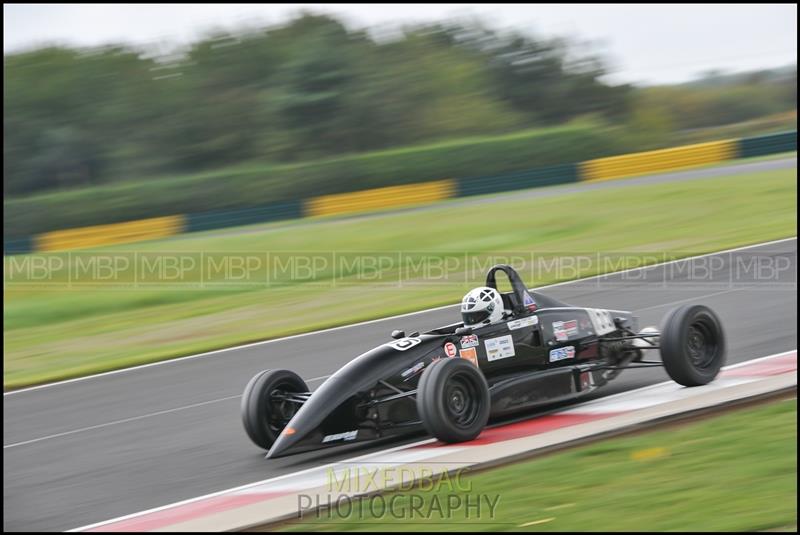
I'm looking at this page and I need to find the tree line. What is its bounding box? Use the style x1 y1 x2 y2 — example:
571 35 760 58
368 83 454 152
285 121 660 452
4 12 796 197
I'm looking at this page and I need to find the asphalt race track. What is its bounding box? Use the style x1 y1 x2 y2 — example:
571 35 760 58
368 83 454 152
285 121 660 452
3 235 797 530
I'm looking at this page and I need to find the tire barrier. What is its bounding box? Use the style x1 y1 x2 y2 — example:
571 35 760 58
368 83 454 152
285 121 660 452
580 140 737 182
305 179 456 218
35 215 185 252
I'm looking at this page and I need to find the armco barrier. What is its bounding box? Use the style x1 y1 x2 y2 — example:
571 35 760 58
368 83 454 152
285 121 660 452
3 131 796 254
580 139 737 182
305 179 456 217
35 215 185 252
458 163 578 197
738 131 797 158
185 200 303 233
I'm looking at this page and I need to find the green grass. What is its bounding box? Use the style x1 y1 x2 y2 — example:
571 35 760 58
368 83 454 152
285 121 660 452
3 166 797 388
676 110 797 145
690 150 796 167
280 398 798 532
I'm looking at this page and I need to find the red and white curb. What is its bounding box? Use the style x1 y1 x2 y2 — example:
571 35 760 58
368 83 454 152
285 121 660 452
71 349 797 532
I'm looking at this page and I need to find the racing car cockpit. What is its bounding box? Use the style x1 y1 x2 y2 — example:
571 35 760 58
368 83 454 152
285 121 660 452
426 264 574 336
484 264 572 319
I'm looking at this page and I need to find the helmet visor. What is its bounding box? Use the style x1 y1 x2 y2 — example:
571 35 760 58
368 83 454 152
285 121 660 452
462 309 491 326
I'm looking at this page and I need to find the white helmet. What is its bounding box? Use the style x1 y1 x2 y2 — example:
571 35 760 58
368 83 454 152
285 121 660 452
461 287 504 328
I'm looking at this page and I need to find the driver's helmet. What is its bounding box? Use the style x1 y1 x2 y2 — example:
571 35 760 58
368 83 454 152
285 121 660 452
461 287 504 328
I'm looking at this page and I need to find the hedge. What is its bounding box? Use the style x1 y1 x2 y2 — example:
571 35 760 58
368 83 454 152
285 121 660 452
4 124 637 238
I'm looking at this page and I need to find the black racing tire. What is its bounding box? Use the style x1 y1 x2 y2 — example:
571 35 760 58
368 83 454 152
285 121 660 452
660 304 726 386
416 357 490 443
241 369 308 450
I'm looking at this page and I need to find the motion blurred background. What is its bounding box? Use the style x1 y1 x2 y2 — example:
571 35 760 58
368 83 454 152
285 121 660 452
4 4 796 223
3 4 797 388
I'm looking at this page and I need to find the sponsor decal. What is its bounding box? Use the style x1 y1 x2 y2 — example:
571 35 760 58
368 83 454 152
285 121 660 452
549 346 576 362
561 319 579 333
459 347 479 367
484 335 515 362
580 371 596 390
444 342 458 358
552 319 579 341
507 315 539 330
387 337 422 351
460 334 479 348
400 361 425 380
523 291 537 311
322 430 359 443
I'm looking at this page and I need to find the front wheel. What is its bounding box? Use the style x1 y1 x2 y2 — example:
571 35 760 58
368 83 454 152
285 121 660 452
660 304 726 386
241 369 308 450
416 357 490 443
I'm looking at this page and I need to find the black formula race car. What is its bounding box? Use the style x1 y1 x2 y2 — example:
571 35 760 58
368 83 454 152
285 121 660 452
242 264 726 458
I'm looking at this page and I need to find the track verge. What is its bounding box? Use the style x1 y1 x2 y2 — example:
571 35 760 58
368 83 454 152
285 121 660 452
70 349 797 532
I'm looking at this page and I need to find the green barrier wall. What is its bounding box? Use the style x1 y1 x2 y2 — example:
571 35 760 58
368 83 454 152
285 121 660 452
457 164 578 197
185 201 303 233
737 131 797 158
3 237 33 255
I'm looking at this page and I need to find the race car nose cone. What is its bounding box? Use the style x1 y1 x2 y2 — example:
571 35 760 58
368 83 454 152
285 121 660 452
265 430 298 459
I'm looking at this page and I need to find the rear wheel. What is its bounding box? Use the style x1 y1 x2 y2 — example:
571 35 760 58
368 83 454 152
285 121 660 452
416 358 490 443
241 369 308 450
660 305 726 386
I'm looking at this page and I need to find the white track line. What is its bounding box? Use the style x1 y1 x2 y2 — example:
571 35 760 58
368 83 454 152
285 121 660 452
2 395 243 449
3 375 331 449
3 284 758 449
633 287 749 313
69 348 796 532
6 236 795 396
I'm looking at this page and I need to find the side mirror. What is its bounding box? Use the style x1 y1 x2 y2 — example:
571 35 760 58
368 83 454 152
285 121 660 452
455 326 472 336
391 330 405 339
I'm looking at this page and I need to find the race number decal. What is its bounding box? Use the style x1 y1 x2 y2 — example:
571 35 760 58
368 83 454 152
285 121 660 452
484 335 515 362
387 337 422 351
